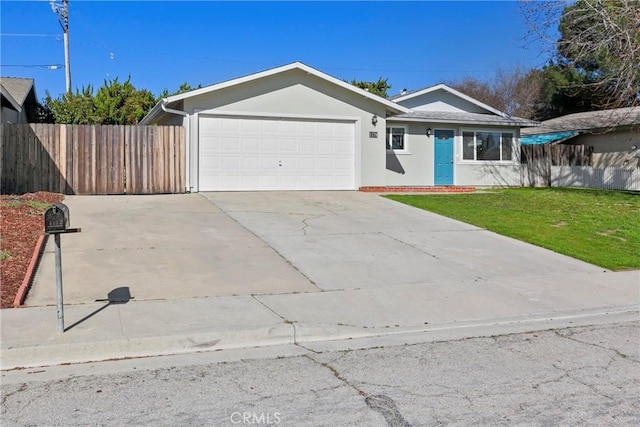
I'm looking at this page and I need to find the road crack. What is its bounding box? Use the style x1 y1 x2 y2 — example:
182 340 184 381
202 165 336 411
554 330 639 362
304 354 413 427
365 394 413 427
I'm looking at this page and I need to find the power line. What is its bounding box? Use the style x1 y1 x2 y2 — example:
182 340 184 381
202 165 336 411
0 64 64 69
0 33 61 37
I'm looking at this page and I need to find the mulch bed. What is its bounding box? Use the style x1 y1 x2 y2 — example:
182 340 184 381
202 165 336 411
1 192 64 308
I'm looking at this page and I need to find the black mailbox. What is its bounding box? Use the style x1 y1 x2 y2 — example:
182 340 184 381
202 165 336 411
44 203 70 234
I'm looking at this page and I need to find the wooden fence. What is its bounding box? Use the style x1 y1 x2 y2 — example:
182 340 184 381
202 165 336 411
520 144 639 191
1 124 185 195
520 145 593 187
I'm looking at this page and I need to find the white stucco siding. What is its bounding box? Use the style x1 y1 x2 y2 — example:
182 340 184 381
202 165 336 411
182 69 388 188
456 164 523 186
385 122 434 186
396 90 489 114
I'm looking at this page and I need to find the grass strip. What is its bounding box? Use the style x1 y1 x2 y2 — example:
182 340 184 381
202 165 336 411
386 188 640 271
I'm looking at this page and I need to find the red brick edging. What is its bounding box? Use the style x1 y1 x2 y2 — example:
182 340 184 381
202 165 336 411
12 234 47 308
359 186 476 193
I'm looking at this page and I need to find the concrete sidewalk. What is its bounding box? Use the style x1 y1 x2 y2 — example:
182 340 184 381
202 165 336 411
2 270 638 370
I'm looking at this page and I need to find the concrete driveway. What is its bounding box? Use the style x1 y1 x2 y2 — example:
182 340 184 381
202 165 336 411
28 190 618 310
200 191 606 291
26 194 319 305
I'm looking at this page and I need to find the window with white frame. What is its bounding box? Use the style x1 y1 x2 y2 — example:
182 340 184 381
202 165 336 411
386 126 407 151
462 131 513 161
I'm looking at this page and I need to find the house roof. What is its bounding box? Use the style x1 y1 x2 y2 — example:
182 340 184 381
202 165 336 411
141 62 409 124
521 107 640 136
387 110 538 127
389 83 507 117
0 77 36 110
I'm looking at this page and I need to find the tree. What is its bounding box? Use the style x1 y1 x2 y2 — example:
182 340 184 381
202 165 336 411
349 78 391 98
157 82 203 101
521 0 640 109
44 85 99 124
93 77 156 124
44 77 157 124
448 67 545 119
535 63 600 119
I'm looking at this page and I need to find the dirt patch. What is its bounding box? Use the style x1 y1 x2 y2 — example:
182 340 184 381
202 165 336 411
596 229 627 242
1 192 64 308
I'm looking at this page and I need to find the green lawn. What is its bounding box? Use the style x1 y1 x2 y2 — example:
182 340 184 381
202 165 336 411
386 188 640 271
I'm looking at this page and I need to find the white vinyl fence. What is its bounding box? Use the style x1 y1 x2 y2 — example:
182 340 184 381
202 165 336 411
551 166 640 191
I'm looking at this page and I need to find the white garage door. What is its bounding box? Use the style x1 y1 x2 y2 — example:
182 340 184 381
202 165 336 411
198 116 356 191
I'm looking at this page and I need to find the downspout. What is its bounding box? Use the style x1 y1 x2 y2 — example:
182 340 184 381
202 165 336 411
160 101 193 192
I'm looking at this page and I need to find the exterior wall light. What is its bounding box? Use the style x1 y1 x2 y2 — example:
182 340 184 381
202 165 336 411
426 127 432 137
372 115 378 126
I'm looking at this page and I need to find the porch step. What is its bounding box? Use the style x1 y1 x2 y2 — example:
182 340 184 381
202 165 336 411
359 186 476 193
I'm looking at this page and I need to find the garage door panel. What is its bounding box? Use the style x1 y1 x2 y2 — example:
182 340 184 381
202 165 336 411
241 137 260 151
222 137 241 151
298 140 317 152
260 157 279 170
241 175 261 189
298 157 315 169
261 138 278 151
199 116 355 191
279 139 298 152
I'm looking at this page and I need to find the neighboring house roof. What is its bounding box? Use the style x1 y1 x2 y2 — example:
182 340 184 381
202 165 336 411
387 110 537 127
0 77 36 111
141 62 409 125
521 107 640 136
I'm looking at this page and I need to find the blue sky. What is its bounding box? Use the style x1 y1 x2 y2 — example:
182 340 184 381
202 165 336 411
1 1 555 100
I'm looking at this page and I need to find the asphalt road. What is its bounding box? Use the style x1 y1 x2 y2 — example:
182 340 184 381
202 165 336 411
2 321 638 427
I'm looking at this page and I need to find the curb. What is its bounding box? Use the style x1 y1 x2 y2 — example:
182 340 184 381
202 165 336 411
2 306 636 371
12 234 48 308
1 323 295 371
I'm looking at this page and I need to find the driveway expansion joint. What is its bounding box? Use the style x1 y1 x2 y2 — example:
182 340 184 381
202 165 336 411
381 232 440 259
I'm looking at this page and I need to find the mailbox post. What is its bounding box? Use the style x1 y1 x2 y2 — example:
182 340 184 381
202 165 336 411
43 203 80 333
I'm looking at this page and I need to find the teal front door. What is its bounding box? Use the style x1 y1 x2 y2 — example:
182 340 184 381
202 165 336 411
434 129 454 185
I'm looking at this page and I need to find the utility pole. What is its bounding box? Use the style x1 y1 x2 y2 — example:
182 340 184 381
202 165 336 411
50 0 71 93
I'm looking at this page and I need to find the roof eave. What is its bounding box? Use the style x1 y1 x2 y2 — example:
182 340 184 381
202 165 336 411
387 116 537 127
139 99 167 125
0 86 22 112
